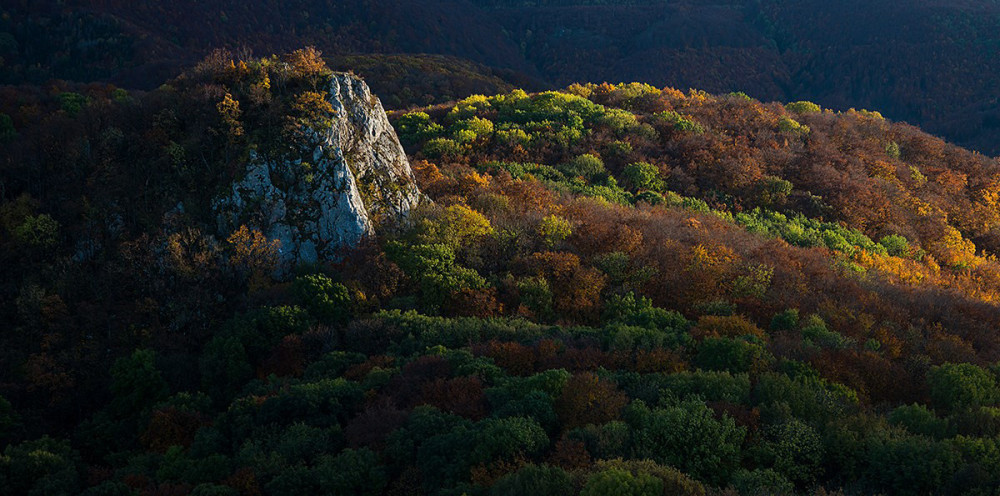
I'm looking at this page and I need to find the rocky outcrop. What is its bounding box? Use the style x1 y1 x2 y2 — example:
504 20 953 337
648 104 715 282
214 73 421 268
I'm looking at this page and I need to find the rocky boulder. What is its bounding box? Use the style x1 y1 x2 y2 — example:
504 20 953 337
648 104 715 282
213 73 421 268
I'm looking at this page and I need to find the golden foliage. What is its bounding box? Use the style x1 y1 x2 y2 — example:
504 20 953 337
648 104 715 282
216 92 243 139
284 46 328 78
227 225 281 290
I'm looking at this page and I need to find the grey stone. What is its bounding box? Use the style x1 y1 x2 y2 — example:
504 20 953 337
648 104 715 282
213 73 421 271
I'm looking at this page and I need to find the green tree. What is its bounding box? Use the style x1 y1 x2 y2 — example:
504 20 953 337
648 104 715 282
928 362 999 411
865 436 961 496
13 214 59 249
58 92 88 117
559 154 606 181
753 373 859 423
386 242 489 313
581 468 663 496
393 112 444 146
879 234 910 257
754 419 824 486
886 141 901 159
769 309 799 331
490 464 574 496
593 459 705 496
622 162 664 192
778 117 809 135
199 336 253 404
190 484 238 496
538 214 572 248
0 112 15 142
0 437 81 496
110 349 168 416
653 111 704 133
0 395 19 442
658 370 752 404
294 274 353 324
753 176 792 207
81 481 138 496
313 448 386 496
730 468 794 496
888 404 948 438
785 101 821 113
423 137 464 159
567 421 630 460
628 400 745 485
517 276 555 320
695 337 772 374
473 416 549 464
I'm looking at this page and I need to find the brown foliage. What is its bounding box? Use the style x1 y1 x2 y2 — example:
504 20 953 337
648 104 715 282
633 349 688 374
344 399 409 448
443 287 504 318
691 315 767 341
141 407 210 453
481 340 537 376
549 438 592 470
284 47 328 79
555 372 628 430
420 376 488 419
224 468 262 496
258 334 306 378
518 251 606 321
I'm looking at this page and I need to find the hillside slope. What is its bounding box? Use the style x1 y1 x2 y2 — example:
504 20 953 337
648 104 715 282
5 52 1000 495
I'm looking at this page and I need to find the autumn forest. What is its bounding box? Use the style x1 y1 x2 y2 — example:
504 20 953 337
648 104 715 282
6 2 1000 496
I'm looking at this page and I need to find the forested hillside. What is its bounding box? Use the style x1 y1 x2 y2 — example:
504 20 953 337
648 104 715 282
6 0 1000 155
5 50 1000 495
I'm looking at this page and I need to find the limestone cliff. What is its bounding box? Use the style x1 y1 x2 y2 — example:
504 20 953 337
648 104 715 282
213 73 421 268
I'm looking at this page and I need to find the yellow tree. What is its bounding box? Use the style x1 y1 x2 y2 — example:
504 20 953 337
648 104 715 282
227 225 281 290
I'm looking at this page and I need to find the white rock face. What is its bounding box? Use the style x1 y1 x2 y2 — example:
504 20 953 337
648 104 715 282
214 73 421 268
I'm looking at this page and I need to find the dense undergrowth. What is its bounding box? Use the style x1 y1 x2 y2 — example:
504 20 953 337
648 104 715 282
5 52 1000 495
